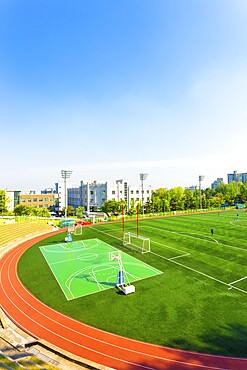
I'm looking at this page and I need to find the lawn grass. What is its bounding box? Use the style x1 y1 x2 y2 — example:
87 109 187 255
18 210 247 358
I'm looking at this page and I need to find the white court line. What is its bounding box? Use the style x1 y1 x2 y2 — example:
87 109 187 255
229 275 247 285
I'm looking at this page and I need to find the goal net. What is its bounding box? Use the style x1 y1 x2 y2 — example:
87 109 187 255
68 225 82 235
123 232 150 254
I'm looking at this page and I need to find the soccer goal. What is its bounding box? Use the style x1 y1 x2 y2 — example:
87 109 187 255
74 225 82 235
68 225 82 235
68 225 75 233
123 232 150 254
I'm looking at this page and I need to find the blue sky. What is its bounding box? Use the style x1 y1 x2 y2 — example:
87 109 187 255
1 0 247 191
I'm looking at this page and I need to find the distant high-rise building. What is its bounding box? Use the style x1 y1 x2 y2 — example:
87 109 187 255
211 178 223 189
227 171 247 184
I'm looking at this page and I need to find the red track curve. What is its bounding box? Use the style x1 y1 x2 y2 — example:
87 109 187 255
0 232 246 370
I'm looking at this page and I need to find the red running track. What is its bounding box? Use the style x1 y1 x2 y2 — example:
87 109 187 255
0 232 246 370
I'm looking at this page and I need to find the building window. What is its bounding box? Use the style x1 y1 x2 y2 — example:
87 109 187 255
33 198 37 202
21 199 25 203
39 198 43 202
112 190 115 194
28 199 31 202
44 198 48 202
136 190 139 194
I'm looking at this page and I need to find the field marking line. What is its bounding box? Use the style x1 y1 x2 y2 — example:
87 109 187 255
90 226 123 241
150 250 247 294
143 224 247 253
169 253 190 260
151 239 190 259
229 275 247 285
180 232 219 244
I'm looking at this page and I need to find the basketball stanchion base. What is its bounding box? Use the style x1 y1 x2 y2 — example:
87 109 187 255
122 285 135 295
109 250 136 295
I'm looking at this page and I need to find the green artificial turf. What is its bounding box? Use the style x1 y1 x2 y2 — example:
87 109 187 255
18 210 247 357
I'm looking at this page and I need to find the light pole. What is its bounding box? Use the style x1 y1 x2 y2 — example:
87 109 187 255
139 173 148 216
61 170 73 219
199 175 205 210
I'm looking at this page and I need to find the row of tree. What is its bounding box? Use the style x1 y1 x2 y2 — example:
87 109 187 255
101 181 247 216
0 181 246 217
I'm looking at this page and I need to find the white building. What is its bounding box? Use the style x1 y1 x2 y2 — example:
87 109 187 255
55 182 74 213
67 179 152 212
5 190 21 211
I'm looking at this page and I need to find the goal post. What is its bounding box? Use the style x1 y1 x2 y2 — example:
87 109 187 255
123 232 150 254
74 225 82 235
68 225 82 235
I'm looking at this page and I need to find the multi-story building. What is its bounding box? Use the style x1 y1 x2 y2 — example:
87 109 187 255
128 184 152 210
19 193 58 211
68 179 152 212
211 178 223 189
227 171 247 184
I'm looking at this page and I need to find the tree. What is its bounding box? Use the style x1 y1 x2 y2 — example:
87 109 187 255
76 206 85 218
184 188 197 210
101 200 124 217
14 204 32 216
169 187 184 211
61 206 75 217
39 208 51 217
0 190 8 214
152 188 171 212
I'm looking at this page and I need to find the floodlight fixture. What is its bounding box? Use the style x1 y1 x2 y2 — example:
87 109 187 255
61 170 73 219
139 173 148 216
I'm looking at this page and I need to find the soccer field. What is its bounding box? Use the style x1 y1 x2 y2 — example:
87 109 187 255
19 209 247 357
93 211 247 293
